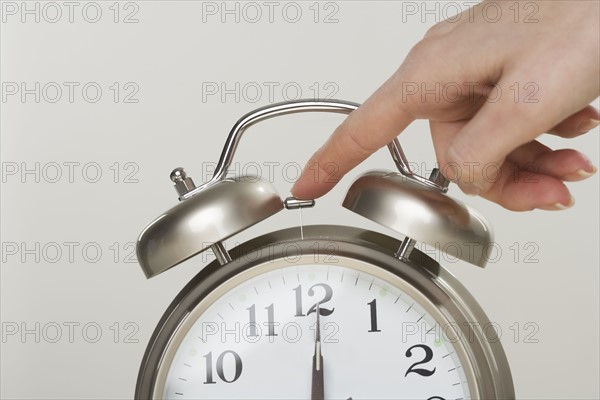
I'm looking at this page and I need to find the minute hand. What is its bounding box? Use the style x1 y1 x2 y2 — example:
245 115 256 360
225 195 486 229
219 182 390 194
311 304 324 400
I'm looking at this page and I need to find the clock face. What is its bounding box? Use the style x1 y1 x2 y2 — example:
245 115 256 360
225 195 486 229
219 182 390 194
154 255 475 400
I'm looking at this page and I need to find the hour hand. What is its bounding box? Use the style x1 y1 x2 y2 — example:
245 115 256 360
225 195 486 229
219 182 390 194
311 304 324 400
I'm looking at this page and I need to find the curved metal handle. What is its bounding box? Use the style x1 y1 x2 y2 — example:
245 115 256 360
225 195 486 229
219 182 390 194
213 100 361 183
181 99 447 200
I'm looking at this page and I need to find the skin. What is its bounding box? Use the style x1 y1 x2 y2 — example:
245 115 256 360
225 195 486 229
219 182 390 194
291 1 599 211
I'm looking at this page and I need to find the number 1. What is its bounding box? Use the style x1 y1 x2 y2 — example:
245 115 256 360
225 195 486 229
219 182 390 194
367 299 381 332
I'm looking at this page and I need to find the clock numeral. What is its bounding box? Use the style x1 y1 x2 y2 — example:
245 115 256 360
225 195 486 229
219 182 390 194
405 344 436 377
246 303 277 337
203 350 243 384
293 283 335 317
427 397 446 400
367 299 381 332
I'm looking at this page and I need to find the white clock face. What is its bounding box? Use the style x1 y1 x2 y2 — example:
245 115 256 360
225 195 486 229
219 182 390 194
157 257 474 400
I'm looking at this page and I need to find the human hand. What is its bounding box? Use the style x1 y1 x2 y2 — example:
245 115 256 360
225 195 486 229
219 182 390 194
291 0 599 211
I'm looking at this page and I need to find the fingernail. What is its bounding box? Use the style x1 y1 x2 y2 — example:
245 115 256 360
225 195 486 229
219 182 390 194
539 195 575 211
575 166 597 179
562 165 597 181
579 119 600 133
464 187 481 196
458 183 481 196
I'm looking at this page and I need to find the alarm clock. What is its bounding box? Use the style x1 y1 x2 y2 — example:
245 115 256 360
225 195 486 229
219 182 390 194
134 100 514 399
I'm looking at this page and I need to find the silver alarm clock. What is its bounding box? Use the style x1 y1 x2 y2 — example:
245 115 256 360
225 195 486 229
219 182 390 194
134 100 514 399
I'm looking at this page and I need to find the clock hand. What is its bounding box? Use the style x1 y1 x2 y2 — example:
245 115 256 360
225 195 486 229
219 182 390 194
311 304 324 400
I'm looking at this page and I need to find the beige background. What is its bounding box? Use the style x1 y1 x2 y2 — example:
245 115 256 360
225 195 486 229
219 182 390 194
1 1 598 398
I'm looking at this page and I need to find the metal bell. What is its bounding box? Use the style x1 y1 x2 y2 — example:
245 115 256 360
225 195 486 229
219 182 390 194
136 175 283 278
342 170 493 267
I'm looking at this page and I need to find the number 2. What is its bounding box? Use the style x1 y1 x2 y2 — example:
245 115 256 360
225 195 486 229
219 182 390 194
405 344 436 377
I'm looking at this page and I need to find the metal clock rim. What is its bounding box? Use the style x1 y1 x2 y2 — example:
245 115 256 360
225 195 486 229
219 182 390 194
135 225 514 399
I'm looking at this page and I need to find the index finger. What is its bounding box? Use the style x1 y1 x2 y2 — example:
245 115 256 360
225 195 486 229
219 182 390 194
291 79 415 199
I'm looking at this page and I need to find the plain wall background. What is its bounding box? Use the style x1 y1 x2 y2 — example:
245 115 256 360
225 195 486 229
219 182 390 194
1 1 598 398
